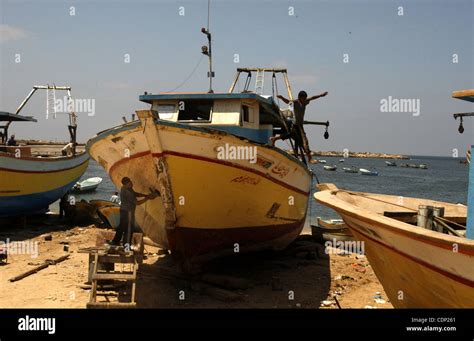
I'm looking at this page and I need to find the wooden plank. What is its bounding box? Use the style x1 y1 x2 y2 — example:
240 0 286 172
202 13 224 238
86 302 136 309
8 255 70 282
92 272 136 281
97 254 136 264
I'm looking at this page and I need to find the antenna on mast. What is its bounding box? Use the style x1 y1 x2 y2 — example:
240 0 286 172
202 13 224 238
201 0 214 93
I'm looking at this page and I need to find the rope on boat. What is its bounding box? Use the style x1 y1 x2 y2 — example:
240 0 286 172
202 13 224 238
164 55 205 93
312 170 320 184
333 189 466 230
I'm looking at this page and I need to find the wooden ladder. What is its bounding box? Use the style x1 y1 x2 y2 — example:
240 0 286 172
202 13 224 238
87 251 138 308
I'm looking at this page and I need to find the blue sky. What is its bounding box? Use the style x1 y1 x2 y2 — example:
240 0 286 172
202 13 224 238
0 0 472 156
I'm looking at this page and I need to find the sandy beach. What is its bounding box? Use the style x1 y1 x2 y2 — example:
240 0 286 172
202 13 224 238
0 215 391 309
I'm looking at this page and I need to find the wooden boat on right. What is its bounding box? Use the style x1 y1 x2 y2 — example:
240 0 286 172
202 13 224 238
315 183 472 308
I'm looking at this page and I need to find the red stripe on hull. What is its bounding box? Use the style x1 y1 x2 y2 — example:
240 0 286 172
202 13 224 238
167 220 305 262
350 224 474 288
322 202 474 255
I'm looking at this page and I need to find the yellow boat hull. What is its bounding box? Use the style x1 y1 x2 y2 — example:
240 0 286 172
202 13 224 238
315 183 474 308
87 111 311 262
0 152 89 216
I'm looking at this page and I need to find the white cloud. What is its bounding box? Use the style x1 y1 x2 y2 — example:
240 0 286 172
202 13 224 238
0 25 29 43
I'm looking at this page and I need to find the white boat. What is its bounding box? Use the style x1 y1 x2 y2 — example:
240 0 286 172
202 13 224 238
339 159 345 163
311 217 353 242
323 165 337 171
385 161 396 167
359 168 378 176
342 167 358 173
319 159 327 164
72 177 103 193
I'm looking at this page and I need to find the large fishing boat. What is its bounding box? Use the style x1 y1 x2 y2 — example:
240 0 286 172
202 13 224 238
87 67 314 264
0 86 89 217
315 89 474 308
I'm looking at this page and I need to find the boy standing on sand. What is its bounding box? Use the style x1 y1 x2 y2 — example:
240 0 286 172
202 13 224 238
271 90 328 161
109 177 159 249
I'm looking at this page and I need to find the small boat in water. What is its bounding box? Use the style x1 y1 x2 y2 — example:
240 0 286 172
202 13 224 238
342 167 358 173
315 183 472 308
0 86 89 217
311 217 353 242
339 159 345 163
318 159 327 164
323 165 337 171
385 161 397 167
359 168 378 176
72 177 102 193
419 164 428 169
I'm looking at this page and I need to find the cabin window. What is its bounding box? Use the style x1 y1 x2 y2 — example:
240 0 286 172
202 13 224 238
242 104 253 123
177 100 213 121
157 104 176 120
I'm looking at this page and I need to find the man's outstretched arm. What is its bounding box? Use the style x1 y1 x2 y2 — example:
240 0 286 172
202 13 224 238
277 95 291 104
307 92 328 103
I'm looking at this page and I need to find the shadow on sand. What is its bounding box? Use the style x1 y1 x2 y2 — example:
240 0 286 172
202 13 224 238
135 236 331 308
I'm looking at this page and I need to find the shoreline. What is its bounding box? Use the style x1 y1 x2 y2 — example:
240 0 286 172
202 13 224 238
311 151 409 160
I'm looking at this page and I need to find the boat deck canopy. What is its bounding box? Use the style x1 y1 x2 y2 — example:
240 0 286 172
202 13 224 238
0 111 37 122
452 89 474 103
139 92 274 104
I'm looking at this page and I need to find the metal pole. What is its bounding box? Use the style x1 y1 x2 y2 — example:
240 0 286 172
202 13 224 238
228 71 241 93
283 72 294 101
208 33 213 93
432 207 445 233
15 88 38 114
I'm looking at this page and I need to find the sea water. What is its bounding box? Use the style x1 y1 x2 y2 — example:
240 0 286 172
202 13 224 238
65 156 468 225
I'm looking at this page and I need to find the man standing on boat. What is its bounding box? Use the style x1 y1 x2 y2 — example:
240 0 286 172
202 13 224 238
271 91 328 161
109 177 159 249
7 134 17 146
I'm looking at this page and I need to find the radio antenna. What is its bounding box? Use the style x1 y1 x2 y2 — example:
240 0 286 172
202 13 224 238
201 0 214 93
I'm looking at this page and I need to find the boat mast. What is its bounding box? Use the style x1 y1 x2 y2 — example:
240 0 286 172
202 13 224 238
9 85 78 154
201 0 214 93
